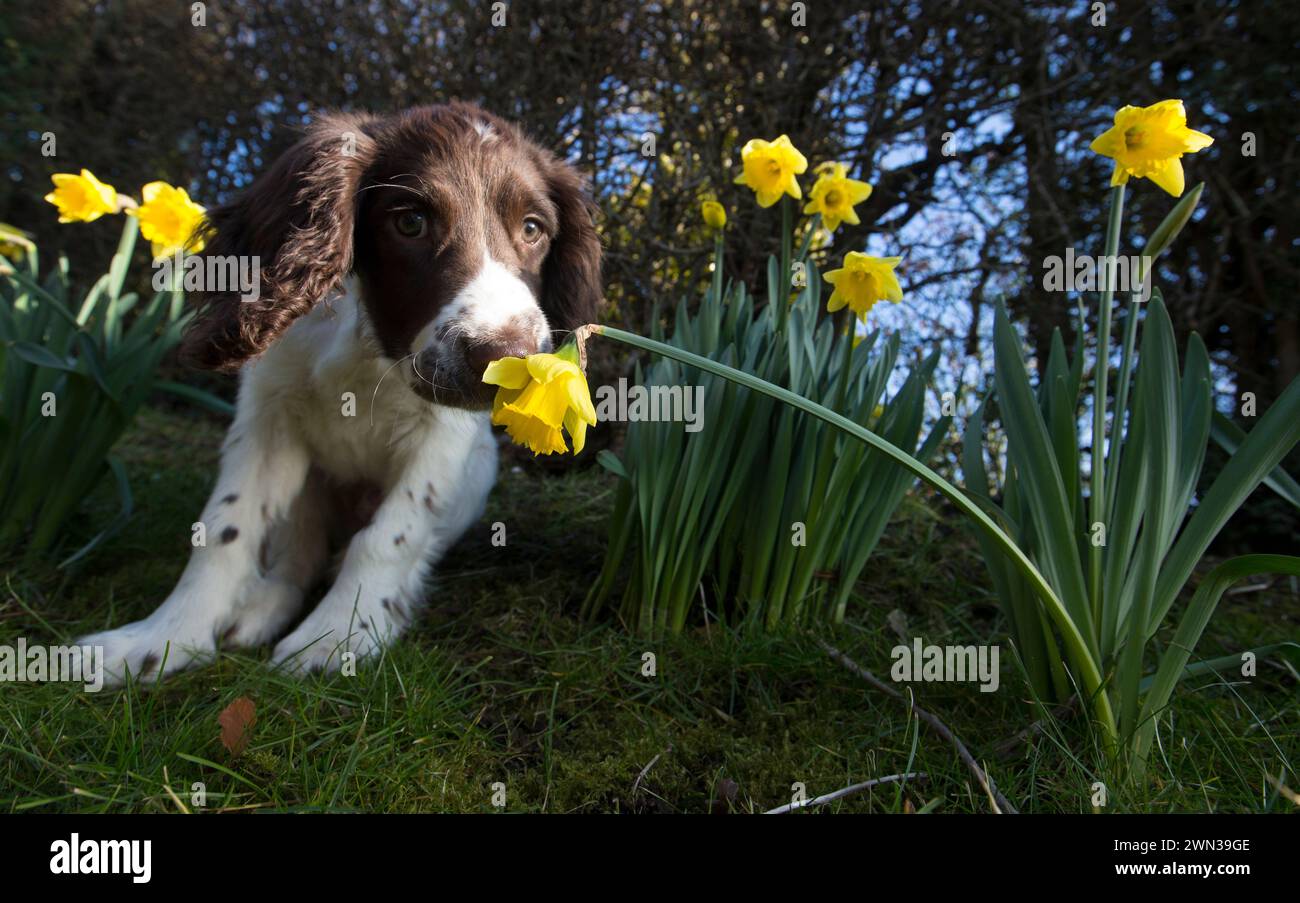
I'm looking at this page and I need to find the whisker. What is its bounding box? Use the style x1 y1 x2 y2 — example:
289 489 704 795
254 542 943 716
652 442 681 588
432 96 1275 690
370 352 417 427
412 353 454 392
357 181 427 199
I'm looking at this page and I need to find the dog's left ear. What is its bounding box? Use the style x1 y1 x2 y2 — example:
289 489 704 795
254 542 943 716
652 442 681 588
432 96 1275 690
541 160 602 340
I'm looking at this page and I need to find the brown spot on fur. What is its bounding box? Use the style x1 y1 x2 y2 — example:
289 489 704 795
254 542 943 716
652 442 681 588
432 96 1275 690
139 653 160 677
221 493 239 504
382 597 409 623
220 526 239 544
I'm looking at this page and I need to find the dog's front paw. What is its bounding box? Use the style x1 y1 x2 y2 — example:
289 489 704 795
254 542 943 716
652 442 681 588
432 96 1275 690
77 618 217 687
219 580 305 650
269 599 402 676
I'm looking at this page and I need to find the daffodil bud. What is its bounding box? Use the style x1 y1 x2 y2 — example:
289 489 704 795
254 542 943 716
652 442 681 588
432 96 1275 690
701 200 727 230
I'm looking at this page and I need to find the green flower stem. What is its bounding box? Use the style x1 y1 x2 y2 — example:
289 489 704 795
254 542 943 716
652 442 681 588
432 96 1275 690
796 212 821 263
1090 183 1125 627
1104 293 1142 526
711 232 725 300
778 197 793 331
590 323 1120 751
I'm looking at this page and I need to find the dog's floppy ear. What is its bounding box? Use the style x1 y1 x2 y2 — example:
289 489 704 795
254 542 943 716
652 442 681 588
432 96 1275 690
540 159 602 341
181 113 377 371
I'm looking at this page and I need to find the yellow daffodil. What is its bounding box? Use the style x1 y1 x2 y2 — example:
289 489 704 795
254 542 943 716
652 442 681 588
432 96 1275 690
130 181 207 258
1089 99 1213 197
803 162 872 231
43 169 118 223
701 200 727 230
734 135 807 207
482 344 597 456
824 251 903 323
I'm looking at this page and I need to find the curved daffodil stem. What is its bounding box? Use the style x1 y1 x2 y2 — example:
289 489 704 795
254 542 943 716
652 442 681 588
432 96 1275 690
1090 183 1126 628
587 323 1120 753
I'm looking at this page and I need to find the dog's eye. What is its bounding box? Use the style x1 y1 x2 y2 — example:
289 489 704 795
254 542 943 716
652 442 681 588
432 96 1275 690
521 217 545 244
394 210 427 238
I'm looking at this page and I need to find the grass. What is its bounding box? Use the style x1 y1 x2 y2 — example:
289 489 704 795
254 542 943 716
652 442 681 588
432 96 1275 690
0 404 1296 813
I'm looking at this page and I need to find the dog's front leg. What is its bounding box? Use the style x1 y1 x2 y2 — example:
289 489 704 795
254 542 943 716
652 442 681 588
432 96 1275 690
79 399 310 684
271 418 495 675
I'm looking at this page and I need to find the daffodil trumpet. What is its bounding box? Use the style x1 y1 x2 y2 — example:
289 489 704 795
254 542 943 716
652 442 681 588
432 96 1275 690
482 342 598 456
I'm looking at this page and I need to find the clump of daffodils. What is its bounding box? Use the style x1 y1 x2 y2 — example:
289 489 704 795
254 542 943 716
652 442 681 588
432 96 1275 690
1089 99 1213 197
43 169 207 258
482 343 597 456
727 134 900 325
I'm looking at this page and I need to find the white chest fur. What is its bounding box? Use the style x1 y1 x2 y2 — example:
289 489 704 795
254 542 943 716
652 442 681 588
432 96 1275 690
240 282 491 488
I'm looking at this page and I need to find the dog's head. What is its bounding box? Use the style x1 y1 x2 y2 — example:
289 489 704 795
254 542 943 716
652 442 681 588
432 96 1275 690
182 102 601 407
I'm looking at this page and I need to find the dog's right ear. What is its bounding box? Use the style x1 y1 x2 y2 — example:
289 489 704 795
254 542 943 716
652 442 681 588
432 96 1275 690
181 113 377 371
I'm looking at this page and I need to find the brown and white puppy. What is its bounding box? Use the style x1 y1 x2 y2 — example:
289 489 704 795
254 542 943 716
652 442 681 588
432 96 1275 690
80 103 601 683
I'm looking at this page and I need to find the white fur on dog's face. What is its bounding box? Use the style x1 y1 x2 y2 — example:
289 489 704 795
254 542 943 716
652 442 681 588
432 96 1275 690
406 252 554 408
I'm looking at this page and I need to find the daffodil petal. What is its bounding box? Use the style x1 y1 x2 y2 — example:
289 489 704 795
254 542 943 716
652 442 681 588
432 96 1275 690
564 408 589 455
483 356 531 390
1146 156 1185 197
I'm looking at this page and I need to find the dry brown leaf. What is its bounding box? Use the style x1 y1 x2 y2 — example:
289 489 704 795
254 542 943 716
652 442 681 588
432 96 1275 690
218 696 256 756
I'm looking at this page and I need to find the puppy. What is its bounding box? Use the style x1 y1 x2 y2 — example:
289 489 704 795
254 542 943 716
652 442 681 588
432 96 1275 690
80 102 601 683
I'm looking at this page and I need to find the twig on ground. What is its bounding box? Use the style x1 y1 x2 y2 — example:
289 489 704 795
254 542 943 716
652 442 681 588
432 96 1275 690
764 772 927 814
632 745 671 797
1264 772 1300 806
819 639 1019 814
